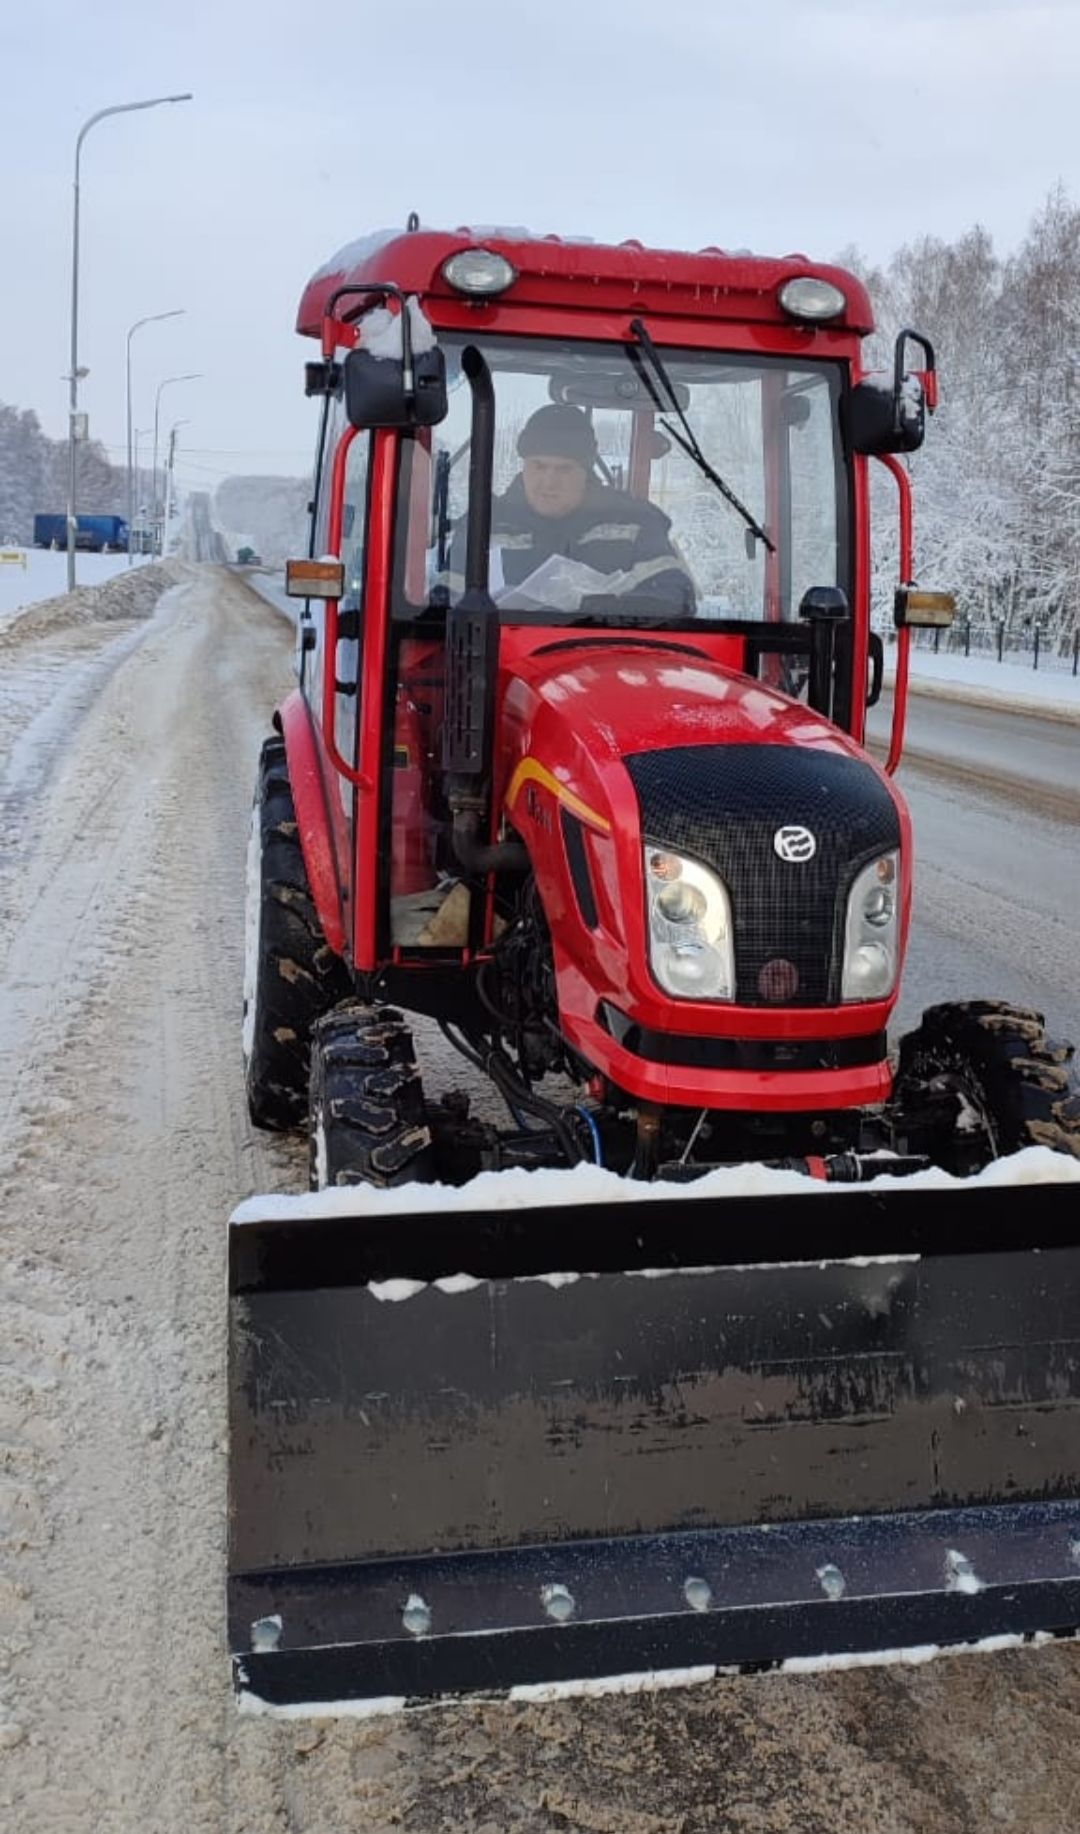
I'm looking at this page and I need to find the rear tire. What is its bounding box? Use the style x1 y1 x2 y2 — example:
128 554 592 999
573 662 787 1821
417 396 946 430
893 1000 1080 1171
309 1003 437 1189
244 736 348 1130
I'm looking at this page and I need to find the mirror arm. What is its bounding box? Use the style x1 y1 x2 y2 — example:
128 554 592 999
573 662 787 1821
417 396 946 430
322 282 404 359
894 328 938 423
874 453 913 775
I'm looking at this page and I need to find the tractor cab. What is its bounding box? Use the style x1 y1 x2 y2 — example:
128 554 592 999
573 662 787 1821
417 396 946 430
288 228 940 989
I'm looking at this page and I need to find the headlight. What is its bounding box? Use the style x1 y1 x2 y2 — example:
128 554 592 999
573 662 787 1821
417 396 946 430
645 848 734 1001
841 852 900 1001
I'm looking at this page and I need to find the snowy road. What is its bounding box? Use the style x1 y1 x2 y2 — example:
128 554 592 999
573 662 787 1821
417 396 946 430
3 565 1080 1834
898 768 1080 1045
867 695 1080 1045
871 690 1079 820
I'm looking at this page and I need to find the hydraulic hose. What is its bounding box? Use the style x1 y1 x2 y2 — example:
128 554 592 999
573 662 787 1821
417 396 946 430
450 808 529 876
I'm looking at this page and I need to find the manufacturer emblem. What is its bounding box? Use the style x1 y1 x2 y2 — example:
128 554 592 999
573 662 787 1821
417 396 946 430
774 825 817 863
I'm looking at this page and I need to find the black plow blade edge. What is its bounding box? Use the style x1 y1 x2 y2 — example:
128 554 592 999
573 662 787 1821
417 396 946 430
228 1178 1080 1707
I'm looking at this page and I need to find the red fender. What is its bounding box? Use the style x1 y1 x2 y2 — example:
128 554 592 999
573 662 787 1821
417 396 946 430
276 690 347 959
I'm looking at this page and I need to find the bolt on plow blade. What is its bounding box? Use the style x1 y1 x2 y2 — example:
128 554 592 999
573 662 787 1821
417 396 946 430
228 1171 1080 1711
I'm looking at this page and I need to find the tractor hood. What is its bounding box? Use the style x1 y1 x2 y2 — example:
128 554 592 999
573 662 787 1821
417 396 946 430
500 637 869 800
499 636 908 1023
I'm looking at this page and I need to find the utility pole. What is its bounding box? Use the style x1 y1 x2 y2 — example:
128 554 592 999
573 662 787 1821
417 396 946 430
133 427 150 554
161 421 188 559
162 428 177 559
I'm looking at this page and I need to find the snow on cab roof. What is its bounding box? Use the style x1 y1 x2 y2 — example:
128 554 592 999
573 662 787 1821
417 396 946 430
297 225 875 339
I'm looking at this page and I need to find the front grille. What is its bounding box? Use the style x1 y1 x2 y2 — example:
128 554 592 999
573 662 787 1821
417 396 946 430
626 744 900 1006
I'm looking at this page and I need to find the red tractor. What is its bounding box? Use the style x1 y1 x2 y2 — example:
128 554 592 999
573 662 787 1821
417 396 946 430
229 226 1080 1714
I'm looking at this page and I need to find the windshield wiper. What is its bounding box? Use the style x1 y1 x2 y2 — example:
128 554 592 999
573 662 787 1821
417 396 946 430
629 318 775 555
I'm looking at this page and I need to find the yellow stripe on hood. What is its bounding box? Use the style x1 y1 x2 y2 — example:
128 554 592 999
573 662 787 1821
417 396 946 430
506 757 611 834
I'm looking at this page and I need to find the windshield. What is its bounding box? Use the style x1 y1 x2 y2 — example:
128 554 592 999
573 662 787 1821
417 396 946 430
392 333 849 626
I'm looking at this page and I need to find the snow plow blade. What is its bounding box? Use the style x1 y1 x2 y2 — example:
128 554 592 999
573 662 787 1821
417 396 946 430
228 1172 1080 1710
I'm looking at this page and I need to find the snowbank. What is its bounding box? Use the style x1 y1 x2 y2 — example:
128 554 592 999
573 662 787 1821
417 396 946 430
0 559 181 650
0 548 151 627
890 646 1080 723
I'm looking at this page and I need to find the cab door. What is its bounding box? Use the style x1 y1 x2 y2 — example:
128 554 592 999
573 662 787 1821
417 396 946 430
302 412 373 952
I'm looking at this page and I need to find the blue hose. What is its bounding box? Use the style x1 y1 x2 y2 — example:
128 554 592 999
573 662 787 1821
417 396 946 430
574 1105 604 1167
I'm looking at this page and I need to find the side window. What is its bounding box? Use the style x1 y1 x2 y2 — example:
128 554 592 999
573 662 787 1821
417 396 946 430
787 377 842 614
304 423 370 779
313 393 345 556
341 433 370 606
333 433 370 774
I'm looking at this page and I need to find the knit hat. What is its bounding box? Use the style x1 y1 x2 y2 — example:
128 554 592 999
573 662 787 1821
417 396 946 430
516 404 598 470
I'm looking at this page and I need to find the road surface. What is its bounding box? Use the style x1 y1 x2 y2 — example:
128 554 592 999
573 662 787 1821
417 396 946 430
870 690 1079 823
866 694 1080 1044
187 489 231 564
2 565 1079 1834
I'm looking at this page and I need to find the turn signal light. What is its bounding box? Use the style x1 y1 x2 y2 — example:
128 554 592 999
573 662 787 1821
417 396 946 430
894 588 956 630
285 558 345 600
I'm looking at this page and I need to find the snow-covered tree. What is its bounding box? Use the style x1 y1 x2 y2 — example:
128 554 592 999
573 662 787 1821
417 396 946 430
0 401 125 542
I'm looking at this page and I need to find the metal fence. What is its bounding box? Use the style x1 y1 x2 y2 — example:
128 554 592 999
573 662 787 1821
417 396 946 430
910 620 1080 676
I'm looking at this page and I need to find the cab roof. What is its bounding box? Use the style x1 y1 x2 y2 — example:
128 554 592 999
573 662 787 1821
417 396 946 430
297 226 874 339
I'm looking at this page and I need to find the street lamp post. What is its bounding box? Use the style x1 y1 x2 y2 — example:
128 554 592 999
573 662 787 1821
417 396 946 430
67 92 193 591
152 376 200 555
126 310 184 565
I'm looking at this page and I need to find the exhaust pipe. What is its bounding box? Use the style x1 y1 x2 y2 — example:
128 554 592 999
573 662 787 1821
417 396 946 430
442 346 526 876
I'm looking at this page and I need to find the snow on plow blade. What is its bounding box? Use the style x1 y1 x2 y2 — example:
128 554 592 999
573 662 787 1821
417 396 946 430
228 1164 1080 1710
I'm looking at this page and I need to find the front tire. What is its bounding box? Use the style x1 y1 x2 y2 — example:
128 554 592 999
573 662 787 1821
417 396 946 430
893 1000 1080 1172
244 736 348 1130
309 1003 437 1189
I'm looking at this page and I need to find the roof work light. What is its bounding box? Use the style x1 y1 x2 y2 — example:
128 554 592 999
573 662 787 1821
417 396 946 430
441 249 518 296
778 276 847 321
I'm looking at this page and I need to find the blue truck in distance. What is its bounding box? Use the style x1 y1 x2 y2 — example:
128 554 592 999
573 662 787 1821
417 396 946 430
33 513 129 553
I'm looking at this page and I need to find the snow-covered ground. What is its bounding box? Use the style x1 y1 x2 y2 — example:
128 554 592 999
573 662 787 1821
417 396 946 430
892 643 1080 719
0 547 151 626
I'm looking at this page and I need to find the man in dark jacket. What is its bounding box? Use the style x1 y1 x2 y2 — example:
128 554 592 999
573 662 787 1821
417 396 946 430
450 404 696 614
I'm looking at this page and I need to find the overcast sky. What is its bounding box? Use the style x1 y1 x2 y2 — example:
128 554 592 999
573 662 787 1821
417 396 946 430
4 0 1080 495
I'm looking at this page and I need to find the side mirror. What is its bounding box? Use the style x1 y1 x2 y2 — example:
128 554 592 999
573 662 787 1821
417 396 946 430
781 393 813 428
304 360 341 398
847 328 937 457
344 313 447 430
894 587 956 630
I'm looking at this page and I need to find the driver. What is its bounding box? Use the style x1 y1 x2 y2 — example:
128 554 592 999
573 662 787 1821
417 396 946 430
452 404 695 614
